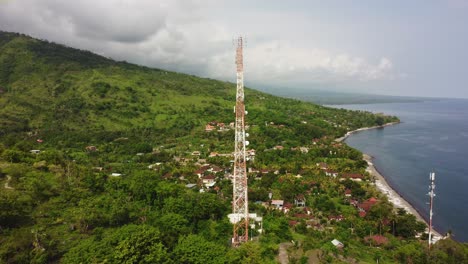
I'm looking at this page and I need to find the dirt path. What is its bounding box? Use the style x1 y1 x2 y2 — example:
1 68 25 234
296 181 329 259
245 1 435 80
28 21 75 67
277 242 292 264
4 175 14 190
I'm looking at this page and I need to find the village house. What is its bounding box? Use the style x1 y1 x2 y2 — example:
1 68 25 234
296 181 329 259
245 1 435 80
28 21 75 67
246 149 256 161
331 239 344 249
202 174 216 185
248 168 260 173
217 123 229 131
358 197 379 217
299 147 309 154
325 169 339 178
294 194 306 207
205 124 216 132
341 173 364 182
210 166 223 174
85 145 97 152
195 165 210 178
317 162 328 170
282 202 293 214
345 189 352 197
271 200 284 210
328 215 344 222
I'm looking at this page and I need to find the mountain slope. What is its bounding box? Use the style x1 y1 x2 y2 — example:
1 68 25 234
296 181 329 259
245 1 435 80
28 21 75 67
0 31 396 151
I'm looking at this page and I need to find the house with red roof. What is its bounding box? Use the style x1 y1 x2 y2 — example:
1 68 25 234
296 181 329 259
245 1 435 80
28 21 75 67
358 197 379 216
345 189 352 197
202 175 216 185
341 173 364 182
205 124 216 132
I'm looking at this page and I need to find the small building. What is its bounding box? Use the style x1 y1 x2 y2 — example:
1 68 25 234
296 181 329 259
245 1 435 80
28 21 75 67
205 124 216 132
358 197 378 212
299 147 309 154
202 175 216 185
271 200 284 209
341 173 364 182
317 162 328 170
325 169 339 178
294 194 306 207
210 166 223 174
110 173 122 177
331 239 344 249
345 189 352 197
248 168 260 173
328 215 344 222
283 202 293 213
191 151 201 156
30 150 41 154
85 146 97 152
186 183 197 189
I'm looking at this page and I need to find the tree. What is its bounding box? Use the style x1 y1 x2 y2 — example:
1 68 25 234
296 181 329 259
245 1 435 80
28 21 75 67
155 213 190 248
226 241 263 264
114 226 172 264
0 191 33 228
172 234 227 264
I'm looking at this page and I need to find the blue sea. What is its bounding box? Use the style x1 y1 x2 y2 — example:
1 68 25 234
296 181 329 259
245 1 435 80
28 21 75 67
331 99 468 242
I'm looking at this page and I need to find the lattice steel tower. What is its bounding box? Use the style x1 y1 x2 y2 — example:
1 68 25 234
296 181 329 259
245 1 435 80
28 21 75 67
231 36 249 246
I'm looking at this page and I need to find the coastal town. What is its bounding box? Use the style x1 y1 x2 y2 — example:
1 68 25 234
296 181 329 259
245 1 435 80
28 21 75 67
1 31 466 263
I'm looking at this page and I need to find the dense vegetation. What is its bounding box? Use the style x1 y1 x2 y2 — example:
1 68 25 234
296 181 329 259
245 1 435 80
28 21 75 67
0 31 466 263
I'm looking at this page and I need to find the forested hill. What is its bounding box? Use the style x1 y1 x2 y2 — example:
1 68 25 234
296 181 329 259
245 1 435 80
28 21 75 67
0 31 396 148
4 31 465 264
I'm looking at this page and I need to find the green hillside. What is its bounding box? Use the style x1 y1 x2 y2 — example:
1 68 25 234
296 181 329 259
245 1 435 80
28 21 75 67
0 32 396 148
1 31 466 263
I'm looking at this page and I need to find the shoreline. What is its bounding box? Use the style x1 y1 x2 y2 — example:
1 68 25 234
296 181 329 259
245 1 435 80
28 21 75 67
335 121 400 143
363 154 443 243
338 122 444 243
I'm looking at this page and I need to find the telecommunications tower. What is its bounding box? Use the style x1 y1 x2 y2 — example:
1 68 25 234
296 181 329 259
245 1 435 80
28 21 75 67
428 171 436 249
231 36 249 246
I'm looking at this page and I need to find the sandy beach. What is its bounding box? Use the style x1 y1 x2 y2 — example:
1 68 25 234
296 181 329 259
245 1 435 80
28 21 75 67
363 153 443 243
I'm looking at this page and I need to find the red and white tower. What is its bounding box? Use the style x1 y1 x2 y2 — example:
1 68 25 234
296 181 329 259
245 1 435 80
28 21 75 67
230 36 249 246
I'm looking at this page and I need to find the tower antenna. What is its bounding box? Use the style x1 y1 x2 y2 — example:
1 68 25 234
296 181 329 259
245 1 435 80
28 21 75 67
230 36 249 246
428 171 436 250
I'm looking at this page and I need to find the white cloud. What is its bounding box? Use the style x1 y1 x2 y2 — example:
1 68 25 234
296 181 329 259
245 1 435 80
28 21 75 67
0 0 397 87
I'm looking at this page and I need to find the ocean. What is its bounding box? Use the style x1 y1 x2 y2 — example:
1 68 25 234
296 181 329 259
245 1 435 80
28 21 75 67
331 99 468 242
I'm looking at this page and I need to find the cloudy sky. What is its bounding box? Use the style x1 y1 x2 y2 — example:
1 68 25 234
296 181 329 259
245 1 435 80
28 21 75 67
1 0 467 98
